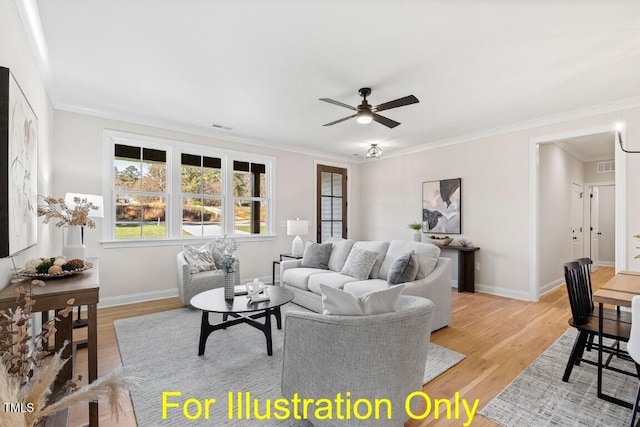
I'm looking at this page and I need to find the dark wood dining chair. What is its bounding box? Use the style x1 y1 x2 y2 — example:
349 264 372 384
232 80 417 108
562 261 631 382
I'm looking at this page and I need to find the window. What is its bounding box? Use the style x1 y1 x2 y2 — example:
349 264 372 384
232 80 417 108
104 131 274 243
114 144 167 239
181 154 222 237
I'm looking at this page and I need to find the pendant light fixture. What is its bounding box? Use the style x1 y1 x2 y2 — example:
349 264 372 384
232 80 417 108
366 144 383 159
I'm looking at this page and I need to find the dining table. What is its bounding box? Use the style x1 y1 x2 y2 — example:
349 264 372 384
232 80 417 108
592 270 640 408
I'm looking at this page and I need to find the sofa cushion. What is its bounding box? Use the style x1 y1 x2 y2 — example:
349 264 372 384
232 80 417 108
325 238 355 272
387 251 420 286
378 240 440 280
300 241 332 269
320 283 404 316
307 272 358 295
343 279 389 296
282 267 327 291
182 243 217 273
352 241 390 279
340 247 379 280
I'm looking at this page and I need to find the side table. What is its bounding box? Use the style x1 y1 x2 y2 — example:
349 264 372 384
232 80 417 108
438 245 480 292
272 253 303 286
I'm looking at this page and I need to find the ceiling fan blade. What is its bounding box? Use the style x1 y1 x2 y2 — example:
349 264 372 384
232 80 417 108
374 95 419 112
319 98 357 110
323 114 357 126
372 113 401 128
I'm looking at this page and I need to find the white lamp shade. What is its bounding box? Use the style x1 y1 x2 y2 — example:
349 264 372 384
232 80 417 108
287 219 308 236
64 193 104 218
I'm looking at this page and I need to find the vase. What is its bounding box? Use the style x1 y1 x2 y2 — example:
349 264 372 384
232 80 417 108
62 225 86 260
224 272 235 300
412 230 422 242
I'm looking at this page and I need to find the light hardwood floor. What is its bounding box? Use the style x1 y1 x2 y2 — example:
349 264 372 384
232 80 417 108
67 266 615 426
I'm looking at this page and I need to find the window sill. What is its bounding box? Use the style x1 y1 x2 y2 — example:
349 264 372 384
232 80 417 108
100 235 278 249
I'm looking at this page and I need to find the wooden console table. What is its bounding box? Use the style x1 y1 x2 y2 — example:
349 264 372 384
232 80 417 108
0 259 100 426
439 246 480 292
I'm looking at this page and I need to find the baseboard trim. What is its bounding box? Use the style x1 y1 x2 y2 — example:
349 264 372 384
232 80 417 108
597 261 615 267
474 283 531 301
98 288 179 308
539 278 565 296
96 275 273 309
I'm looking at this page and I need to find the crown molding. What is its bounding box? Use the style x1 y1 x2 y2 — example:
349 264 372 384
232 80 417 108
55 103 358 165
382 96 640 160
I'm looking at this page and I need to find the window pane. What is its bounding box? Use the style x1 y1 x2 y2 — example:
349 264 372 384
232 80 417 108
332 198 342 220
321 221 331 240
114 159 141 191
115 193 141 239
332 173 342 197
202 198 222 236
181 164 202 194
333 221 343 237
233 171 251 197
202 163 221 195
141 196 166 238
321 172 331 196
182 197 202 230
321 196 332 220
234 199 252 234
141 152 166 192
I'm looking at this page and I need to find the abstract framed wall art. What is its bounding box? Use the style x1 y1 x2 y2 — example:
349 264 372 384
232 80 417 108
422 178 461 234
0 67 38 257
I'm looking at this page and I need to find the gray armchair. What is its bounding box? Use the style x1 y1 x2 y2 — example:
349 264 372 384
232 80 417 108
281 295 435 427
176 251 240 305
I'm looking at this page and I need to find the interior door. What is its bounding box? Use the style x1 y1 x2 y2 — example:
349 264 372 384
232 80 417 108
571 183 583 260
317 165 347 242
590 186 600 272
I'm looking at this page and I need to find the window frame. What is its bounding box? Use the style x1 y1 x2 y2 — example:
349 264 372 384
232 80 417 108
102 130 276 247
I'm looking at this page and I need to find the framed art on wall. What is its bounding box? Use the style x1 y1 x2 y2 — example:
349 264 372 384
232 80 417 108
422 178 461 234
0 67 38 257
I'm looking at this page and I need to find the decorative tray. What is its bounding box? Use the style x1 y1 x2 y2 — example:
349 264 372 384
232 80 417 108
19 262 93 279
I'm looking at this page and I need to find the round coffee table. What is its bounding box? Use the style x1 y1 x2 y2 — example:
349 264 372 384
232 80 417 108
190 285 294 356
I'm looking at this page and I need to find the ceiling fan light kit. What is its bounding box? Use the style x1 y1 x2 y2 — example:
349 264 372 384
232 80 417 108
320 87 419 128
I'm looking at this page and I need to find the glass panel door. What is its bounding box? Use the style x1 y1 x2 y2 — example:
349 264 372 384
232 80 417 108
317 165 347 242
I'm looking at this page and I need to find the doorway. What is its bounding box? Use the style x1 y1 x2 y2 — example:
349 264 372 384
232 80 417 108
530 124 622 301
587 184 616 269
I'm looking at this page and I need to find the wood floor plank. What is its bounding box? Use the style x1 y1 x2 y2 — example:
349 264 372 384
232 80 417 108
65 267 614 426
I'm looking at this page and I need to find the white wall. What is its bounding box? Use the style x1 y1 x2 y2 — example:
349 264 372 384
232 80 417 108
358 105 640 300
0 0 55 288
538 144 584 290
584 160 615 183
358 132 530 299
596 185 615 264
51 111 360 303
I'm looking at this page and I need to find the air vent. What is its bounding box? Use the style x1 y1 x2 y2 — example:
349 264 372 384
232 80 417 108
596 160 615 173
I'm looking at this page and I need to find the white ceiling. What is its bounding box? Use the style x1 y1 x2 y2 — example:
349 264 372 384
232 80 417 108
29 0 640 159
555 132 616 162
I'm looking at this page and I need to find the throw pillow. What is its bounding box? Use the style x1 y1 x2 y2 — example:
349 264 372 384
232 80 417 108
387 251 419 286
183 242 217 274
300 241 332 269
340 247 379 280
320 284 405 315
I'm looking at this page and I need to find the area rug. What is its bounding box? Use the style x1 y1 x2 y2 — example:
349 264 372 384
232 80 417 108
480 328 637 426
114 304 465 427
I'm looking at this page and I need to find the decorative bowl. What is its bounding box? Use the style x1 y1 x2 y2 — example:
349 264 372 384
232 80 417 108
19 262 93 279
428 236 453 246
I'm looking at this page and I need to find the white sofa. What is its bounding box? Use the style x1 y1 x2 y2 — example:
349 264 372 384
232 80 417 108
280 239 452 331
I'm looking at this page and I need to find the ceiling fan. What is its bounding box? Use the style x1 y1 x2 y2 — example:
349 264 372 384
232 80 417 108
319 87 419 128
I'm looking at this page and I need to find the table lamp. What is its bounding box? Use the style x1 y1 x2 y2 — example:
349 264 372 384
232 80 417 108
287 218 308 257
